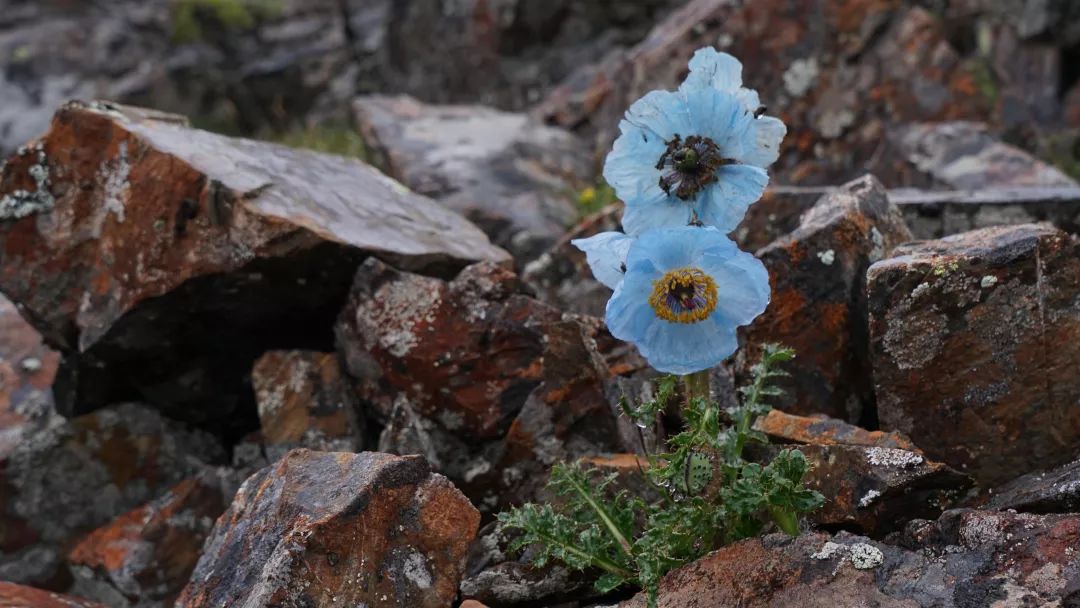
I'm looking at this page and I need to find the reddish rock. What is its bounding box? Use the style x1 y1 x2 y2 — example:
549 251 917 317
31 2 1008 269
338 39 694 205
754 410 921 452
740 175 912 423
0 403 223 587
0 294 59 460
353 94 591 262
869 223 1080 485
176 449 480 608
66 468 242 608
252 350 363 460
0 582 105 608
622 509 1080 607
0 101 507 434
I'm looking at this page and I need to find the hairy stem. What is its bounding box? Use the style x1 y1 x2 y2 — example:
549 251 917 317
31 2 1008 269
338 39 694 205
563 471 634 556
531 529 635 579
769 506 800 536
682 370 710 403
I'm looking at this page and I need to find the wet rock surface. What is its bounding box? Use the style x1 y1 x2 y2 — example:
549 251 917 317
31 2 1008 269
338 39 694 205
176 449 479 608
869 223 1080 486
66 467 243 608
0 403 223 587
740 175 912 423
622 509 1080 607
0 101 506 438
354 94 591 263
252 350 363 461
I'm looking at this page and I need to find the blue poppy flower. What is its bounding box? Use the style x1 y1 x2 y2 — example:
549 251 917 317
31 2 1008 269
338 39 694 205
604 54 785 236
570 231 634 290
605 226 769 375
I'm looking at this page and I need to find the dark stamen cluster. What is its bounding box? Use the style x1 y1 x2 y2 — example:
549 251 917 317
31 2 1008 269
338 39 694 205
656 134 735 200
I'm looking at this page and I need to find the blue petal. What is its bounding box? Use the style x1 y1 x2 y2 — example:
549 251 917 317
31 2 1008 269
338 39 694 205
696 165 768 233
571 231 634 290
698 247 771 326
680 48 744 94
621 199 693 236
740 116 786 167
624 226 704 272
605 261 662 344
603 122 667 214
638 316 739 375
621 90 694 142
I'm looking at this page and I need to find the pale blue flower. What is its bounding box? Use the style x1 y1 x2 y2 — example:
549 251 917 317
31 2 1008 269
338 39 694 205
571 231 634 290
605 226 769 375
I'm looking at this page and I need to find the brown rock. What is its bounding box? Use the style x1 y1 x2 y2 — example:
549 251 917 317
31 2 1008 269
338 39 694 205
66 468 243 608
176 449 480 608
981 458 1080 514
252 350 363 461
0 403 223 587
622 509 1080 607
754 410 920 452
0 294 59 460
0 101 506 435
869 223 1080 485
353 94 591 262
0 582 105 608
740 175 912 423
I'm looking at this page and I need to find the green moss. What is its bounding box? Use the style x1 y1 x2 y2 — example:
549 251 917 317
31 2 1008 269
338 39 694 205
171 0 282 43
270 123 369 161
578 179 618 216
966 59 999 107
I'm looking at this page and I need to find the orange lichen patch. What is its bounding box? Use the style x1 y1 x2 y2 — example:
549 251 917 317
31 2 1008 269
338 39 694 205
68 501 155 573
580 454 649 471
754 410 921 453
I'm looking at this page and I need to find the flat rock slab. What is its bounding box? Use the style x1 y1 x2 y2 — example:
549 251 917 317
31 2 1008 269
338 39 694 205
354 94 590 262
0 101 506 434
869 223 1080 486
754 410 921 453
740 175 912 423
981 458 1080 513
622 509 1080 607
176 449 479 608
0 403 223 587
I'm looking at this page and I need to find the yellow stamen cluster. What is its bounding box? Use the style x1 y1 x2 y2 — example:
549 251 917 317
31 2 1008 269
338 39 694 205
648 267 718 324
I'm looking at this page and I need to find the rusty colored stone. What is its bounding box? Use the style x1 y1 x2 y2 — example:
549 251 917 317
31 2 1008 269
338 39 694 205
739 175 912 423
869 223 1080 486
754 410 921 452
622 509 1080 607
252 350 363 461
176 449 479 608
0 294 59 461
66 467 242 608
353 94 591 262
0 582 105 608
0 403 223 587
0 101 506 435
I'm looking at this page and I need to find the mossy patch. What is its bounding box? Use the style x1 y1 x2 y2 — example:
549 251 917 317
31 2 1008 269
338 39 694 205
171 0 283 43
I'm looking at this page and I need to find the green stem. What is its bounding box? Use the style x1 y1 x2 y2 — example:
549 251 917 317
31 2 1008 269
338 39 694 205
564 471 634 557
682 370 710 403
769 507 800 536
531 530 635 579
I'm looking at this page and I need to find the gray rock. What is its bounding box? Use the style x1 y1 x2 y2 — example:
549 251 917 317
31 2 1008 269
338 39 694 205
983 458 1080 513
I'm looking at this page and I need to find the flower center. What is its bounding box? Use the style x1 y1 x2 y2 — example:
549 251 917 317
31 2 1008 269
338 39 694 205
648 267 718 324
656 135 736 201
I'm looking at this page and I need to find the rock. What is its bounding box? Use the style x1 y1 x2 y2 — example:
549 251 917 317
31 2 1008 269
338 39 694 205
754 410 921 453
789 444 971 537
338 259 625 509
622 509 1080 607
880 122 1079 190
739 175 912 423
0 101 506 437
459 601 490 608
252 350 363 461
66 467 244 608
176 449 480 608
868 223 1080 485
981 458 1080 514
0 294 60 460
353 94 591 263
892 185 1080 240
0 403 223 587
0 582 105 608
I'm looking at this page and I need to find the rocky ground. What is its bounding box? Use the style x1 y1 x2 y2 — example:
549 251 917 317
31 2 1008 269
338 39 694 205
1 1 1080 607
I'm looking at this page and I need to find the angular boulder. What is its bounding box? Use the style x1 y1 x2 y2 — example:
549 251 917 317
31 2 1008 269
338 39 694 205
754 410 921 453
622 509 1080 607
0 101 506 436
982 458 1080 513
66 468 243 608
353 94 591 262
740 175 912 423
252 350 363 461
869 223 1080 485
0 403 223 586
176 449 479 608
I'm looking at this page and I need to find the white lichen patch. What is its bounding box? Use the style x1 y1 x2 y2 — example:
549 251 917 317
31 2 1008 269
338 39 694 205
357 279 442 358
783 58 819 97
858 489 882 508
99 142 131 223
401 550 432 589
980 275 998 289
0 144 55 221
19 357 42 373
817 249 836 265
866 447 923 468
911 282 931 299
811 541 845 560
849 543 884 569
869 227 885 262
